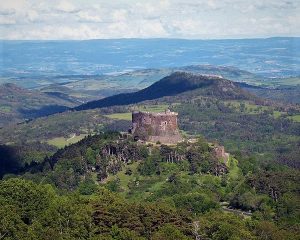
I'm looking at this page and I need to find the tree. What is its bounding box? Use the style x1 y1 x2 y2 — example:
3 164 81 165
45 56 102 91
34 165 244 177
109 225 146 240
86 147 96 165
253 221 296 240
173 192 218 214
138 154 160 176
0 178 55 224
78 178 98 195
30 195 93 240
106 178 121 192
198 210 255 240
152 224 191 240
0 202 30 240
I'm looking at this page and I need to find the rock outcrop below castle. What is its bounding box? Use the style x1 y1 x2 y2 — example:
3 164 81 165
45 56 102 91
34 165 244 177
131 109 182 144
213 145 230 164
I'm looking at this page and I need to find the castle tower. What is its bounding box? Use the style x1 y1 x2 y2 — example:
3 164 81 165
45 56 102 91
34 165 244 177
131 109 182 144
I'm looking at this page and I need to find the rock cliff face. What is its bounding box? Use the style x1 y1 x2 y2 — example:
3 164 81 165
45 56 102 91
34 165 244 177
131 109 182 144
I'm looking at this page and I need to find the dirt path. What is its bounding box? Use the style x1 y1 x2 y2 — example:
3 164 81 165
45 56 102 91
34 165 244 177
67 133 76 142
222 206 252 217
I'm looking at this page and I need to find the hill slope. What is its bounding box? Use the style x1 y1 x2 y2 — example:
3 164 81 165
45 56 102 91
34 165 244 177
75 72 252 111
0 131 299 239
0 83 80 126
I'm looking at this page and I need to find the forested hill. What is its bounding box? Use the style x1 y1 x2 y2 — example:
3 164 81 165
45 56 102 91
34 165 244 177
1 131 299 239
0 83 79 126
74 72 253 111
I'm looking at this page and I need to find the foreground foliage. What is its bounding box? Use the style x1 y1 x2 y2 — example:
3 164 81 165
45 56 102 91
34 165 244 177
1 132 299 239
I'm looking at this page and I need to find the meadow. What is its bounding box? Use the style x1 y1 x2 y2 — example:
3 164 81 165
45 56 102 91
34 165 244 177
47 134 88 148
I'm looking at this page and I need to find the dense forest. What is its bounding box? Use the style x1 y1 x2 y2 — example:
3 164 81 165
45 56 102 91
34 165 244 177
1 132 299 239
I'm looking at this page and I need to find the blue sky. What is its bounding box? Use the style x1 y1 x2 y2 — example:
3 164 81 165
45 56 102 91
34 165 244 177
0 0 299 40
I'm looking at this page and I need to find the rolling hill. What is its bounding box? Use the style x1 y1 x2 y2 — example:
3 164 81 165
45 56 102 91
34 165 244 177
0 83 80 127
1 72 299 170
75 72 253 111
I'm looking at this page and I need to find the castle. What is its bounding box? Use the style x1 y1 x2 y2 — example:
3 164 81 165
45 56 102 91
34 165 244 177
130 109 183 144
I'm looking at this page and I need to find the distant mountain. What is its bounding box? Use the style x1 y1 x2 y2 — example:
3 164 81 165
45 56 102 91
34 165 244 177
37 65 263 99
0 83 80 127
75 72 252 111
0 70 259 127
63 65 263 93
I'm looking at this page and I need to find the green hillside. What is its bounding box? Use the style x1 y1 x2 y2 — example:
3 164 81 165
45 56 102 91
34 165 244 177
74 72 253 111
0 132 298 239
0 83 80 127
1 73 299 169
0 72 299 238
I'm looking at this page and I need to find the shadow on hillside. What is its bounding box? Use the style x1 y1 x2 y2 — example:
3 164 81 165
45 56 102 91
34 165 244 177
0 145 22 178
19 105 70 119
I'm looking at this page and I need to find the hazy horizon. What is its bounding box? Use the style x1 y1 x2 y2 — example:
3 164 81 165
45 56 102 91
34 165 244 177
1 38 299 87
1 36 300 41
1 0 299 40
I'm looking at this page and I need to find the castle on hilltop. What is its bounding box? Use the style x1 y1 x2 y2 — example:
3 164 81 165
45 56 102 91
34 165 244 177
130 109 183 144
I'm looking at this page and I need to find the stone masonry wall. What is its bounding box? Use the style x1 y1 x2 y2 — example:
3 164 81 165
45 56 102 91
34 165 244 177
131 110 182 144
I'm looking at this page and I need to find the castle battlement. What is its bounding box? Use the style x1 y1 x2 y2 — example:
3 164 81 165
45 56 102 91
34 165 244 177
130 109 182 144
132 109 178 116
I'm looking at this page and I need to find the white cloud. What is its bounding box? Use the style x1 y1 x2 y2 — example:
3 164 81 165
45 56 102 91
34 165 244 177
0 9 16 16
77 10 102 23
0 0 299 39
26 9 39 22
0 16 16 25
0 0 27 11
55 1 78 13
112 9 128 22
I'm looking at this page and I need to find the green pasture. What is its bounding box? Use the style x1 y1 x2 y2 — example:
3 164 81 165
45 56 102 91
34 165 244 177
105 112 132 120
104 104 172 121
268 77 300 86
288 114 300 122
0 105 12 113
47 134 88 148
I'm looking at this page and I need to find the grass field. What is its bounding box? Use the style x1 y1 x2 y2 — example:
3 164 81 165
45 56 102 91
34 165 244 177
47 134 88 148
288 114 300 122
105 112 132 120
273 111 283 118
268 77 300 86
0 105 12 113
105 104 171 121
136 104 170 112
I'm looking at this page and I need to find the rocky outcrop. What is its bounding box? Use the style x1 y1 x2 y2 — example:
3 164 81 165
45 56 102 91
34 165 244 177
213 145 230 164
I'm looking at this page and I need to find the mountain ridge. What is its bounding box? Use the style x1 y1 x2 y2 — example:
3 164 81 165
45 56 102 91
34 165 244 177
74 72 252 111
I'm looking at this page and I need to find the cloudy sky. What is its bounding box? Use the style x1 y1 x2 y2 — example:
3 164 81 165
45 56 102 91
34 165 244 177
0 0 299 40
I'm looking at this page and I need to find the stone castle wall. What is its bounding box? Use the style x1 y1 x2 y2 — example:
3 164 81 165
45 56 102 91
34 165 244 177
131 110 182 144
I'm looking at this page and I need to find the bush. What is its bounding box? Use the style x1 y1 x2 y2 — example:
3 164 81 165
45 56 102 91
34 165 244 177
78 178 98 195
